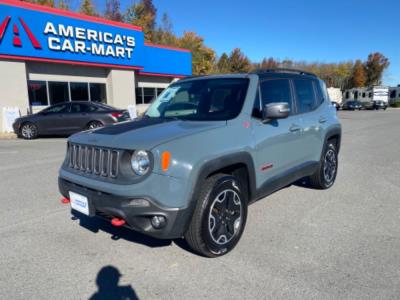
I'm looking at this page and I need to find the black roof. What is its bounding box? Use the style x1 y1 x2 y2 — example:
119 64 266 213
254 68 317 78
179 68 318 82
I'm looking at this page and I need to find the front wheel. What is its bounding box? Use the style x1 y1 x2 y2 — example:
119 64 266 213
20 122 38 139
184 174 248 257
309 142 338 189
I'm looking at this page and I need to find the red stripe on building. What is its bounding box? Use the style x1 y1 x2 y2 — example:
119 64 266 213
19 18 42 49
0 16 10 43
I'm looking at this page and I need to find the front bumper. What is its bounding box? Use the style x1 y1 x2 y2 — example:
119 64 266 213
59 177 191 239
12 122 20 135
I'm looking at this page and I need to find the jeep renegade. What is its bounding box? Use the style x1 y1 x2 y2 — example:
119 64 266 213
59 69 341 257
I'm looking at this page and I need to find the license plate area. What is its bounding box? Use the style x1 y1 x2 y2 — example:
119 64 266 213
69 191 91 216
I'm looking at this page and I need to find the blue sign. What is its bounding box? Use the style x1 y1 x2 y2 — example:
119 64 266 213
0 0 192 76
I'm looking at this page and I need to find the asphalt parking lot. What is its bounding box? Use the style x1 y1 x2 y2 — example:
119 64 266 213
1 109 400 299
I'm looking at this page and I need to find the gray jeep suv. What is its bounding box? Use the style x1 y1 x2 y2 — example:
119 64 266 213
59 69 341 257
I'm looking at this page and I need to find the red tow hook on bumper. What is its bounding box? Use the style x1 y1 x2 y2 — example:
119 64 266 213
61 197 70 204
111 218 126 227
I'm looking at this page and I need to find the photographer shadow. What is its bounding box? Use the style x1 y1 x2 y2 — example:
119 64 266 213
89 266 139 300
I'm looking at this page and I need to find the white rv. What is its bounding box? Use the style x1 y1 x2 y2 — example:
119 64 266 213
327 87 343 104
389 86 400 105
343 86 389 108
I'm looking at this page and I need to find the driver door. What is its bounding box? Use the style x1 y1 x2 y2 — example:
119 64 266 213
37 103 70 134
252 78 305 191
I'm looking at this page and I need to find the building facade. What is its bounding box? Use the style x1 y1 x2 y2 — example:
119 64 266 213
0 0 192 132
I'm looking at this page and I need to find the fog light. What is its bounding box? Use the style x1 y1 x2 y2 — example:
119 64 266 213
151 216 166 229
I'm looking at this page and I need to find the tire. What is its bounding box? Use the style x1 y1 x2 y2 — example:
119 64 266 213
309 141 338 189
184 174 248 257
20 122 38 140
86 121 104 130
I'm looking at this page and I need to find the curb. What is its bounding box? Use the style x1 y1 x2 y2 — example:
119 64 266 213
0 133 17 140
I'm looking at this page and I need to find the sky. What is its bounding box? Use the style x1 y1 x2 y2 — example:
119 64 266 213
79 0 400 86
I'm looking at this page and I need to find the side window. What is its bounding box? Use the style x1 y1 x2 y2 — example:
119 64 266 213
252 89 262 119
43 104 68 114
260 79 292 112
70 103 91 113
293 79 316 114
315 79 327 106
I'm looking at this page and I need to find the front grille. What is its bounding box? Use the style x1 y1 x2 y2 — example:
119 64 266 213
67 143 120 178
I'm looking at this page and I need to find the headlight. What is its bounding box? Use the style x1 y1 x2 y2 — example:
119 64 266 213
130 150 151 176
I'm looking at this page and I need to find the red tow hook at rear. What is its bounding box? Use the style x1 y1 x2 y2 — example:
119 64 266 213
111 218 126 227
61 197 70 204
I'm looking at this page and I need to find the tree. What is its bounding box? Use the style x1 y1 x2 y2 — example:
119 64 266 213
22 0 54 6
153 13 178 46
350 60 367 88
80 0 98 17
178 32 216 75
215 53 230 73
228 48 251 73
364 52 390 86
104 0 123 22
57 0 70 10
125 0 157 41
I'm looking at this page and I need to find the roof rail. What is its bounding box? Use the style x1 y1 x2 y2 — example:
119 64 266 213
256 68 317 77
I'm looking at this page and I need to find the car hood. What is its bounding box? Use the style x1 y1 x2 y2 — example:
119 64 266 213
68 118 226 150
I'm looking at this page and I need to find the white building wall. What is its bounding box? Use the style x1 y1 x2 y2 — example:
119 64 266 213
106 69 136 110
0 59 29 133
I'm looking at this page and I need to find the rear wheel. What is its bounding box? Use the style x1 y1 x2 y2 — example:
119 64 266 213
309 141 338 189
86 121 104 130
20 122 38 139
184 174 247 257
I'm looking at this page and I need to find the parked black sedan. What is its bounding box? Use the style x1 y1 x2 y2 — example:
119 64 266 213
13 102 130 139
342 100 363 111
372 100 388 110
331 101 341 110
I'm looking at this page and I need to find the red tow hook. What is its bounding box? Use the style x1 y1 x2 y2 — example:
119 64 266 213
61 197 70 204
111 218 126 227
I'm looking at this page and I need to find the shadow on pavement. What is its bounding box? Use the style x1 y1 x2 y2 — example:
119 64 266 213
72 211 172 248
89 266 139 300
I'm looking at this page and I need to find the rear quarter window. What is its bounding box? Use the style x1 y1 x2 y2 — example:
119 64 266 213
293 79 317 114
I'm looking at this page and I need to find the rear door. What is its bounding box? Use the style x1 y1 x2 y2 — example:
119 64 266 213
292 78 326 162
252 78 306 188
68 103 95 132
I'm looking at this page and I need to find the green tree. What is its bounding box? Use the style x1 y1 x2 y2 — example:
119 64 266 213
215 53 230 73
364 52 390 86
23 0 54 6
104 0 123 22
153 13 178 46
125 0 157 41
80 0 98 16
350 60 367 87
228 48 251 73
178 32 216 75
57 0 69 10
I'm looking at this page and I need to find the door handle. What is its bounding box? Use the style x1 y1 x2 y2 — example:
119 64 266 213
289 124 302 132
319 117 327 123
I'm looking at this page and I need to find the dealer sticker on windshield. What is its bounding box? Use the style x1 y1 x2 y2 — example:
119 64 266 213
69 191 90 216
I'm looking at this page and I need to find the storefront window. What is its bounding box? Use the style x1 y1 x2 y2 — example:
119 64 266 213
90 83 106 103
70 82 89 101
28 81 48 106
136 88 144 104
157 88 165 96
143 88 156 104
49 81 69 104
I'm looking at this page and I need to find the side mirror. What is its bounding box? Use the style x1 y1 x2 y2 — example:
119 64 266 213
262 102 290 122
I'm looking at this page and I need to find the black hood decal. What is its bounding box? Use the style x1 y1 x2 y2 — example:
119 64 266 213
93 118 169 135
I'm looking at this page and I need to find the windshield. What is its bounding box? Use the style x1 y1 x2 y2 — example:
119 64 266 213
145 78 249 121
